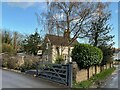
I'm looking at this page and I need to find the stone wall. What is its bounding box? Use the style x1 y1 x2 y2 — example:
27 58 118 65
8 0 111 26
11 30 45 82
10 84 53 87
72 62 113 83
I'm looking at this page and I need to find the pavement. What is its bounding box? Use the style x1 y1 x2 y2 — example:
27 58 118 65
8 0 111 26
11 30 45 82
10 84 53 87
2 69 66 88
0 69 2 89
99 65 120 88
25 69 37 76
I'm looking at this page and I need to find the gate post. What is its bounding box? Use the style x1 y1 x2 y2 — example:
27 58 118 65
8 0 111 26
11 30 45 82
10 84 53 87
68 63 73 88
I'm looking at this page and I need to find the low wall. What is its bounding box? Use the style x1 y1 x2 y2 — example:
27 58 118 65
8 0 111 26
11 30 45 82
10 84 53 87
76 69 88 82
72 62 113 83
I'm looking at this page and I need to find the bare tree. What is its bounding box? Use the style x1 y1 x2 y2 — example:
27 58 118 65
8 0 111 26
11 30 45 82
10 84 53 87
37 1 108 63
13 32 18 52
85 2 113 47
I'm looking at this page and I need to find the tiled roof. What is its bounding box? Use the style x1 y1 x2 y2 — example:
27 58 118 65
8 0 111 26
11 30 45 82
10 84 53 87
46 34 78 46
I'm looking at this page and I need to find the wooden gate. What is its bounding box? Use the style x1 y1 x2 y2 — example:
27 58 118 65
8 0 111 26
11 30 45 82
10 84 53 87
36 62 72 87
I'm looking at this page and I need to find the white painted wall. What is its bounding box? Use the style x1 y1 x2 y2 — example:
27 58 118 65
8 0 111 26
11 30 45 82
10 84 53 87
52 45 74 63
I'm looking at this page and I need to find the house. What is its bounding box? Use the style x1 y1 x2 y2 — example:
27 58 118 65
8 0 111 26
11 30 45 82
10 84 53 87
42 30 78 63
113 48 120 60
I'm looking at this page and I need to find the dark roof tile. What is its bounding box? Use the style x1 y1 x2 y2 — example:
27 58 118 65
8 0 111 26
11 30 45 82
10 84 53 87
46 34 78 46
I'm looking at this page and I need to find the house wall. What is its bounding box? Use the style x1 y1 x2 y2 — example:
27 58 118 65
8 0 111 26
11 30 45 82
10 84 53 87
52 45 73 63
42 38 52 63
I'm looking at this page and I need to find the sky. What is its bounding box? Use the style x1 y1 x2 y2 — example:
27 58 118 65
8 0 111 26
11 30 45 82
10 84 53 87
1 2 119 48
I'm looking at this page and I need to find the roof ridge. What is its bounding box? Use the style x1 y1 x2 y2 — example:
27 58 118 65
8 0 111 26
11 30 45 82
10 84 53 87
45 34 78 46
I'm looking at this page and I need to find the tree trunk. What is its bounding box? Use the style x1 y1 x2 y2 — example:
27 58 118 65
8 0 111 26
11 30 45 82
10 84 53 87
93 32 99 47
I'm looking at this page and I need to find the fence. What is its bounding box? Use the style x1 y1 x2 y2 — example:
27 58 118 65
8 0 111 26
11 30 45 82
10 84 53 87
72 62 113 83
36 62 73 87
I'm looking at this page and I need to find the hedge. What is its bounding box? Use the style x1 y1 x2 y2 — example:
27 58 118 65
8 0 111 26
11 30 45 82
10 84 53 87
71 44 103 69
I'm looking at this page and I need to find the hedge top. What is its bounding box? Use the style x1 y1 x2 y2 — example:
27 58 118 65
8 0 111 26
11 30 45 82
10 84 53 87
71 44 103 69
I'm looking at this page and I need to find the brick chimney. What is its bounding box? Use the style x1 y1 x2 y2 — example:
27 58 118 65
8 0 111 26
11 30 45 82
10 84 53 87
64 29 70 40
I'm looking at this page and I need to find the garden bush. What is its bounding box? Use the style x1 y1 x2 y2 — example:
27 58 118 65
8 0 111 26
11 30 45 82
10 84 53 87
20 56 39 72
2 43 15 55
2 54 9 67
2 53 40 71
7 57 18 69
55 55 64 64
71 44 103 69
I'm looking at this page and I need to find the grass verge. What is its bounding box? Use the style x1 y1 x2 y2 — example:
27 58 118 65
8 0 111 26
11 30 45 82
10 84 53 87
73 67 116 88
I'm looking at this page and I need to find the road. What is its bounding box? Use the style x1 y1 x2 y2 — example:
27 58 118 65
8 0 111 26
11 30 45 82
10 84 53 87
2 65 120 88
2 69 65 88
100 65 120 88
